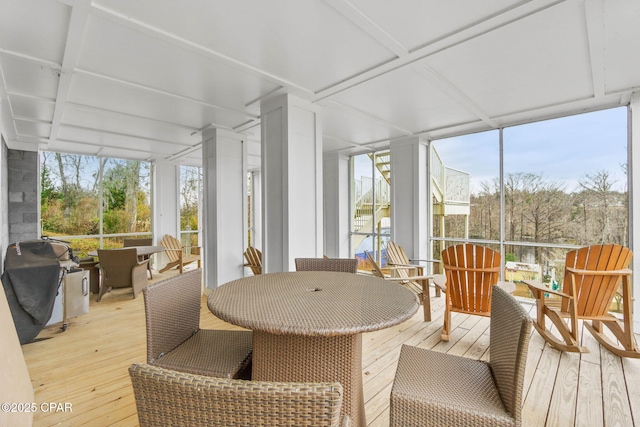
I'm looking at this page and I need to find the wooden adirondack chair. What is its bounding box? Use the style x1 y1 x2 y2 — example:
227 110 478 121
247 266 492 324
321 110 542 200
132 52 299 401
524 244 639 358
387 242 442 297
159 234 201 274
365 251 437 322
440 244 502 341
243 247 262 275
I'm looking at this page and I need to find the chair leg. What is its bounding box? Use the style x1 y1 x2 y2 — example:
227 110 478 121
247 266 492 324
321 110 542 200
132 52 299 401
586 319 640 358
441 304 451 341
421 280 431 322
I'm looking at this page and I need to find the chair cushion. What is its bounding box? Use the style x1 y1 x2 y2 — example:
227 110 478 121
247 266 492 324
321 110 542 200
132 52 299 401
154 329 252 379
390 345 515 427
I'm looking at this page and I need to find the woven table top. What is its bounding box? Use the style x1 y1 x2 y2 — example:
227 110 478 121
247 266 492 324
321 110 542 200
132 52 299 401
207 271 419 336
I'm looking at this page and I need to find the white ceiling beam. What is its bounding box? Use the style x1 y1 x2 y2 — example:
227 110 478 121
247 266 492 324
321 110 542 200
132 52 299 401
0 63 19 144
49 0 92 142
312 0 567 101
7 91 56 104
584 0 605 98
233 119 261 134
13 116 53 125
412 64 499 128
323 0 501 130
322 0 408 58
0 48 62 70
60 123 197 147
49 138 171 157
166 143 203 162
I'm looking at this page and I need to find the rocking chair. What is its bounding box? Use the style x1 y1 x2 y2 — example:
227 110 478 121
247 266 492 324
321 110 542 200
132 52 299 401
524 244 639 358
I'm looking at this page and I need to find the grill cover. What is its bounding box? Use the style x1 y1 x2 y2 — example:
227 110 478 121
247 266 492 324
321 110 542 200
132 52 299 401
1 240 61 344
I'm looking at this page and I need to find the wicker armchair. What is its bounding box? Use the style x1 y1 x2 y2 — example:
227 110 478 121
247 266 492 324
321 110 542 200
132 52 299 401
142 269 252 378
123 237 153 279
295 257 358 273
97 248 149 302
390 285 532 427
129 362 345 427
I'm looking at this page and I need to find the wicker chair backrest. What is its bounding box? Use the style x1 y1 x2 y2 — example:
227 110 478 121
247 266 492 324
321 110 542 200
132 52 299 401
489 285 532 421
129 362 344 427
142 269 202 363
295 258 358 273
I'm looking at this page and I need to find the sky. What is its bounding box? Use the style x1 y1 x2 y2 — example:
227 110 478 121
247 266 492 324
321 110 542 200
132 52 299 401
429 106 628 194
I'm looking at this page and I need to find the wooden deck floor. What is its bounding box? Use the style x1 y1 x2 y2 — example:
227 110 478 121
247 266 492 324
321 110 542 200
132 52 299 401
22 270 640 426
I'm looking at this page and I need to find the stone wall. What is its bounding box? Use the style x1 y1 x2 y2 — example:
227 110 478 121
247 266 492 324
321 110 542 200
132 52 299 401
8 149 38 243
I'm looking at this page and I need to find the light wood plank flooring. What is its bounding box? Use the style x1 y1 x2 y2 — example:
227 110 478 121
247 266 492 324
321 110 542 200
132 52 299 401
21 270 640 426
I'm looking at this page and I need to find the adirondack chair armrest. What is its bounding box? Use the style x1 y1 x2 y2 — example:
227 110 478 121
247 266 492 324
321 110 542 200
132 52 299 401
443 265 501 273
523 280 572 299
565 267 632 276
496 280 516 294
388 265 416 271
408 258 441 264
388 262 418 268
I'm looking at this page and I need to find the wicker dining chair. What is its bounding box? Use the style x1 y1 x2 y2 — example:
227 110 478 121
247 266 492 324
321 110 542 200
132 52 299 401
390 285 532 427
97 248 149 302
142 269 252 378
129 362 345 427
295 257 358 273
123 237 154 279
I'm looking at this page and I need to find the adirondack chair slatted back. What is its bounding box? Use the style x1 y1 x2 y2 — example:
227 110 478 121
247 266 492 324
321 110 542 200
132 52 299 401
386 242 409 266
563 244 633 317
442 244 500 314
161 235 183 263
365 251 385 278
244 247 262 275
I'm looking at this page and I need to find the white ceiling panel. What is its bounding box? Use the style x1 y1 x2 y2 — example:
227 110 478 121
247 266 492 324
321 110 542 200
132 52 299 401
349 0 526 52
15 120 51 139
61 104 200 146
46 139 156 161
92 0 396 91
0 0 70 64
56 125 185 155
8 94 55 122
77 14 282 112
330 66 481 133
0 56 60 99
68 73 251 131
602 0 640 94
321 101 410 146
1 0 639 164
425 1 593 118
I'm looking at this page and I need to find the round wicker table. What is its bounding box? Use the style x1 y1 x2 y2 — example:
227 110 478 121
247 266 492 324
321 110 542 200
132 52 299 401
207 271 419 427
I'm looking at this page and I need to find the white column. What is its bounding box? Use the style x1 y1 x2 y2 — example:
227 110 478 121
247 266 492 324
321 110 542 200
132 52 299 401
152 158 180 270
261 94 323 272
251 170 263 252
203 128 247 289
323 151 350 258
630 93 640 330
390 136 430 264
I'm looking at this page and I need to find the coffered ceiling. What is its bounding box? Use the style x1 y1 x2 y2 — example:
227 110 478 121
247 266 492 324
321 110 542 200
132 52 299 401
1 0 638 167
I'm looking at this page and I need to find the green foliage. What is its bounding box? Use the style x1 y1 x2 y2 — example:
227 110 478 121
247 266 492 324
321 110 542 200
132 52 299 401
39 152 151 237
505 253 517 262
